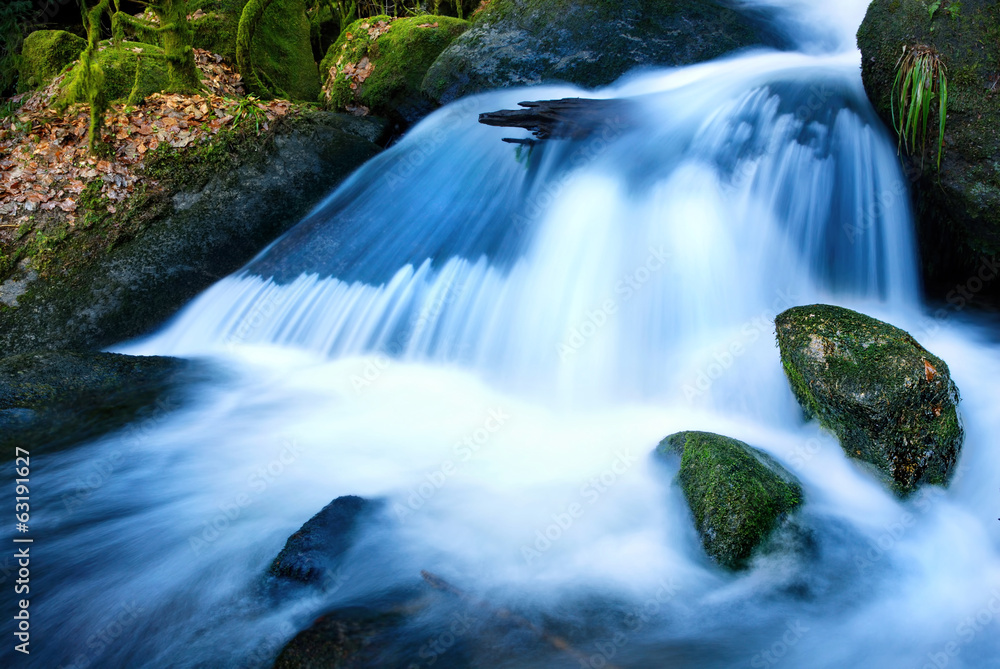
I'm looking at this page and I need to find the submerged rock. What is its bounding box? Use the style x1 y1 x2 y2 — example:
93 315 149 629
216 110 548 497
273 606 423 669
657 431 803 571
775 305 963 496
321 15 469 124
270 495 381 584
857 0 1000 301
422 0 778 104
0 351 197 456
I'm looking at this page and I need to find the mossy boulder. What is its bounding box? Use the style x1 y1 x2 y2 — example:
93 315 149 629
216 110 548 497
61 42 171 104
656 431 803 571
422 0 777 104
0 351 197 457
857 0 1000 300
118 0 319 100
776 305 963 496
0 112 385 356
270 496 381 584
321 15 469 123
17 30 86 91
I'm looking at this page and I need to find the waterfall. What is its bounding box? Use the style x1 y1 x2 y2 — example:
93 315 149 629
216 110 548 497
125 51 919 412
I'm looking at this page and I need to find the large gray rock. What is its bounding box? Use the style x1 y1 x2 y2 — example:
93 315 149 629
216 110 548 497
776 305 963 496
422 0 779 104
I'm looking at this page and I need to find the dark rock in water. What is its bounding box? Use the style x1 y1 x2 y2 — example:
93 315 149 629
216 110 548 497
422 0 781 105
857 0 1000 303
0 112 386 357
657 431 803 571
479 97 634 143
776 305 963 496
270 496 381 584
0 351 198 456
272 607 408 669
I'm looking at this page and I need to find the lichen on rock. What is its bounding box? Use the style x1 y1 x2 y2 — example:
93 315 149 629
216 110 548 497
775 304 963 496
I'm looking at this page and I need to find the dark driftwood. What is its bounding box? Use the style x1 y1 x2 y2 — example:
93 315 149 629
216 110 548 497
479 98 632 143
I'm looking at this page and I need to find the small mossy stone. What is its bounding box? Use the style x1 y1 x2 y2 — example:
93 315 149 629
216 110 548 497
18 30 86 91
656 431 803 571
321 15 469 123
775 305 963 496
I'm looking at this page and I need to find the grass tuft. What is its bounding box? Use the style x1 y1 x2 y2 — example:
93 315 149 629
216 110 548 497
892 44 948 169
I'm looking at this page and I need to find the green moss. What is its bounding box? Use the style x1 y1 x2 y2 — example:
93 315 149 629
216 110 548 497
321 15 469 116
775 305 963 496
17 30 87 91
61 42 172 104
241 0 320 100
657 431 802 571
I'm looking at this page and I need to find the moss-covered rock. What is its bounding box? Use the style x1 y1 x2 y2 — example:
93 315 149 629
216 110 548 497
656 431 803 571
0 351 198 457
857 0 1000 300
0 112 386 356
776 305 963 496
256 0 320 100
422 0 778 104
321 15 469 123
61 42 171 104
119 0 319 100
17 30 86 91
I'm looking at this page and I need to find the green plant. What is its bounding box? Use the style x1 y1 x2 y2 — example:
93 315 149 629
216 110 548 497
232 94 267 134
928 0 961 20
892 44 948 169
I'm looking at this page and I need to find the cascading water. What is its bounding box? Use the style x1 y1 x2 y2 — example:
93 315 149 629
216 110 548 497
5 2 1000 668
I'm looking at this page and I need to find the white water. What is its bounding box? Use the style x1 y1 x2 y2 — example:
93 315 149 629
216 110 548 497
7 2 1000 667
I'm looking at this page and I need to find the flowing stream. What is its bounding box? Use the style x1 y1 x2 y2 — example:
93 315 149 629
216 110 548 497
5 2 1000 667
